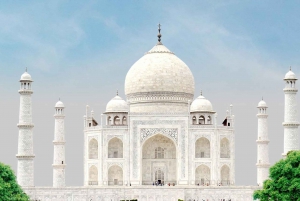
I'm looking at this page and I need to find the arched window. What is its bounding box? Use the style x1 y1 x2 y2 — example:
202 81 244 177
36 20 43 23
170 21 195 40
108 165 123 186
122 116 127 125
114 116 120 125
199 116 205 124
155 147 164 159
108 138 123 158
192 116 197 125
220 138 230 158
195 137 210 158
195 165 210 185
89 165 98 185
107 116 111 125
89 139 98 159
207 116 211 124
221 165 230 186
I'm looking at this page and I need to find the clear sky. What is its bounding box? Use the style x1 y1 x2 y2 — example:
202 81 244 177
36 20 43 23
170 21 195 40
0 0 299 186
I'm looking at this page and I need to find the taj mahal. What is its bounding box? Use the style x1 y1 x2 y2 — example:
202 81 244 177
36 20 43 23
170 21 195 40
13 26 299 200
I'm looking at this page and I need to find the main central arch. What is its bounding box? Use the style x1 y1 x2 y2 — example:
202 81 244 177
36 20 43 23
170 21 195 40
141 134 177 185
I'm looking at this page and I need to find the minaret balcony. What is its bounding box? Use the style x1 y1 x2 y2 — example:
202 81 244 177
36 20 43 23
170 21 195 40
16 154 35 159
282 122 300 126
283 88 298 92
18 89 33 94
17 123 34 128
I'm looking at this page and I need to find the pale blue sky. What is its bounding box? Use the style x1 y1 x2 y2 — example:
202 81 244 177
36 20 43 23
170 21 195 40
0 1 299 186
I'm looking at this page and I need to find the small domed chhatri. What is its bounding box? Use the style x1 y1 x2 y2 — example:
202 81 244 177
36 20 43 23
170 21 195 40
190 93 214 112
55 100 65 108
284 67 297 80
257 99 267 108
20 68 32 82
105 94 128 113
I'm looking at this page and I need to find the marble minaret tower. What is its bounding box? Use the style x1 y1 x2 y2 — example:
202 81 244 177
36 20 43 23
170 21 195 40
16 70 35 187
256 99 270 186
283 68 299 157
53 100 66 187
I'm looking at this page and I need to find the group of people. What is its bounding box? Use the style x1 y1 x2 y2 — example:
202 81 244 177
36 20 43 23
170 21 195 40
196 183 210 186
152 181 176 186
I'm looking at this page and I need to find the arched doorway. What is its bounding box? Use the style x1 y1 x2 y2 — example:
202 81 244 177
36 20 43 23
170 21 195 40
108 137 123 158
108 165 123 186
89 138 98 159
195 137 210 158
142 134 176 185
195 165 210 186
89 165 98 185
220 138 230 158
221 165 230 186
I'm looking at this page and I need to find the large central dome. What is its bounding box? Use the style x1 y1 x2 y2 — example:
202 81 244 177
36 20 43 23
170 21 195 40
124 41 195 113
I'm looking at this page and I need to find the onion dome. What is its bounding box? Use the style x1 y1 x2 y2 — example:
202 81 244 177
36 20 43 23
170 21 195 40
124 25 194 109
257 100 267 108
125 44 194 98
284 68 297 80
190 94 214 112
105 95 128 113
55 100 65 108
20 71 32 81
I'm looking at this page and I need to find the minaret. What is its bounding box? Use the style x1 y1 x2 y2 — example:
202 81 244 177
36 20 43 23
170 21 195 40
283 68 299 157
256 99 270 186
53 100 66 187
16 69 35 187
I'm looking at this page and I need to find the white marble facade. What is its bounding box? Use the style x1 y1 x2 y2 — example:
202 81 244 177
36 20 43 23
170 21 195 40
14 29 300 200
83 40 236 188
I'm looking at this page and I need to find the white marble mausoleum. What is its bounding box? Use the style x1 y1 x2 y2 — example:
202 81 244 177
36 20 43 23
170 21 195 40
13 26 299 201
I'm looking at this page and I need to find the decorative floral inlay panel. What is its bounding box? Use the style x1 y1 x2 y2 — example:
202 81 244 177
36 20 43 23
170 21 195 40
140 128 178 143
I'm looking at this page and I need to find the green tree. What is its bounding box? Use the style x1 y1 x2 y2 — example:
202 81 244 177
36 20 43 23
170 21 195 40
254 150 300 201
0 162 30 201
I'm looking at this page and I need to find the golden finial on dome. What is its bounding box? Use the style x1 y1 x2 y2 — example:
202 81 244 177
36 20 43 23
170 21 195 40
157 23 162 45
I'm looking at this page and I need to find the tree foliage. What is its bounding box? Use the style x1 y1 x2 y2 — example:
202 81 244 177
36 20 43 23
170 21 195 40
0 162 30 201
254 150 300 201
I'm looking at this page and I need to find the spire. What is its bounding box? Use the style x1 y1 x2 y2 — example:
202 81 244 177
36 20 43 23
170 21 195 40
116 89 118 96
262 96 263 100
157 23 162 45
59 97 60 101
200 90 202 96
290 66 292 71
25 67 27 72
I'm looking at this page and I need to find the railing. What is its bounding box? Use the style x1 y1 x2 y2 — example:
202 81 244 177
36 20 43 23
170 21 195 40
195 180 211 186
85 125 128 130
190 125 233 129
220 180 231 186
88 181 98 185
220 154 230 158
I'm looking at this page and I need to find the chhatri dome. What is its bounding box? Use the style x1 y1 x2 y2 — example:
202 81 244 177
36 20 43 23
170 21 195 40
105 91 128 113
257 99 267 108
284 67 297 80
125 24 195 113
55 100 65 108
190 92 214 112
20 68 32 81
